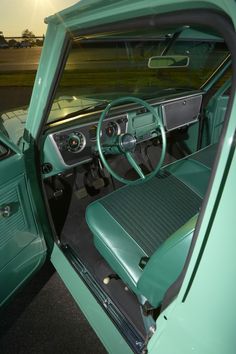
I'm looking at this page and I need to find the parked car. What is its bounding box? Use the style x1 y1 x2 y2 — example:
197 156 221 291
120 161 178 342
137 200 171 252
13 41 32 48
20 40 32 48
13 42 22 48
0 1 236 353
0 43 9 49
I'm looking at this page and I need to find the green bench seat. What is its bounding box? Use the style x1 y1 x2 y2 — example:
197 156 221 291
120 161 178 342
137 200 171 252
86 144 217 308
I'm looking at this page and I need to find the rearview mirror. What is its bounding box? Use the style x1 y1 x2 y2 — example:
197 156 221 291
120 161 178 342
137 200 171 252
148 55 189 69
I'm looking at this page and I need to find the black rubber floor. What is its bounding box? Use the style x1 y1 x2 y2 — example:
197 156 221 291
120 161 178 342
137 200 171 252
0 262 106 354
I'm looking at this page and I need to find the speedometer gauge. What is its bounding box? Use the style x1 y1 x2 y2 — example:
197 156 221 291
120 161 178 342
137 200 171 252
105 121 121 138
67 132 86 153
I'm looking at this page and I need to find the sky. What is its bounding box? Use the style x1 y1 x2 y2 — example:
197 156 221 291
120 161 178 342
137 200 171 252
1 0 78 37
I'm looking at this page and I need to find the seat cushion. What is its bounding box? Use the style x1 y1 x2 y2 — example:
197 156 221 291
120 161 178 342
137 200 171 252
86 144 216 302
86 171 202 292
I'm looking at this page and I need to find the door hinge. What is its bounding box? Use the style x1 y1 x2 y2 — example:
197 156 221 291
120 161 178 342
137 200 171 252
141 324 156 354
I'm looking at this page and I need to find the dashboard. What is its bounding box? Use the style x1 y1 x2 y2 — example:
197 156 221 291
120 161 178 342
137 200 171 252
42 92 202 177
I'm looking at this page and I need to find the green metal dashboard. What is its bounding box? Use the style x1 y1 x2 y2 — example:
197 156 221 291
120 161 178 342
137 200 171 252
42 92 202 177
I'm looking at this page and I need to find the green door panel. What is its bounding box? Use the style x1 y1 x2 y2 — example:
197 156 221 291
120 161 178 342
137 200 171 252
0 153 23 185
0 176 42 270
51 244 133 354
0 239 46 306
0 145 47 306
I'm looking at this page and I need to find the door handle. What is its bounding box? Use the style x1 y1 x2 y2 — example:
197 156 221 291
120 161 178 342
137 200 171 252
0 205 11 218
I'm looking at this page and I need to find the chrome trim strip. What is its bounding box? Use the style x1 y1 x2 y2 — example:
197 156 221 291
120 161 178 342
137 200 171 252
48 92 202 128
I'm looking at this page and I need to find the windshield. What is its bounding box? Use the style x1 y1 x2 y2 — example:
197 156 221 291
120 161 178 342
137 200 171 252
47 26 230 123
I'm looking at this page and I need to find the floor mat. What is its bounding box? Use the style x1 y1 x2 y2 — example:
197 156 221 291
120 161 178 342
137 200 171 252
60 188 146 338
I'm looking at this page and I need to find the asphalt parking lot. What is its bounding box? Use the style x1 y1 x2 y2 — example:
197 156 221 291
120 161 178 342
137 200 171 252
0 262 106 354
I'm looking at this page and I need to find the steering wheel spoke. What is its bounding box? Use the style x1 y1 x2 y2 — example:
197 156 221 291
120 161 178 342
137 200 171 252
102 140 120 155
125 152 145 179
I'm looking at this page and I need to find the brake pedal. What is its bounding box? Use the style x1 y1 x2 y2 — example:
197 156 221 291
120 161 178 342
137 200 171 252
74 187 88 199
93 177 105 190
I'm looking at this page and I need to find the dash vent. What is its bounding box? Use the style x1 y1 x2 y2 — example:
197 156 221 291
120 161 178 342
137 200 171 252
42 163 53 174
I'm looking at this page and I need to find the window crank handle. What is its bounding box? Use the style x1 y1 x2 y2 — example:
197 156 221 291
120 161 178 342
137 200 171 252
0 205 11 218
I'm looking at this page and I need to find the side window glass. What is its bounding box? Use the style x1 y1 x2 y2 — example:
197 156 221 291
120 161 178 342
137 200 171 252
0 31 43 145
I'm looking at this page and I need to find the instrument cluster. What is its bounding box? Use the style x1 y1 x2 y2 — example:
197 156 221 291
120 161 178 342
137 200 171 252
51 114 127 166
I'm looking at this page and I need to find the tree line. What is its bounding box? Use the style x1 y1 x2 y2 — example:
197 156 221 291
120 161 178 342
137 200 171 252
0 29 44 48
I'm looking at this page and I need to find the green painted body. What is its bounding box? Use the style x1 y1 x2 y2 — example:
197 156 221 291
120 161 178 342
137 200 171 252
0 0 236 353
0 134 46 306
149 146 236 354
51 244 133 354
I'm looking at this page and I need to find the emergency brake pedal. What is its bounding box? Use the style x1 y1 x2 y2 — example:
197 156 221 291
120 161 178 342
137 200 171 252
53 189 63 199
